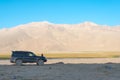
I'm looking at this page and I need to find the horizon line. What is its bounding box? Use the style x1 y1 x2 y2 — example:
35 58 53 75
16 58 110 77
0 21 120 29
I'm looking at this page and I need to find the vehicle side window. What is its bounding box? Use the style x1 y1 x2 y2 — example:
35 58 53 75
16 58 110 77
24 53 29 57
12 52 23 57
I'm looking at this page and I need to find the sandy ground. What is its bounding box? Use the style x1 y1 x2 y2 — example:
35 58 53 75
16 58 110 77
0 58 120 80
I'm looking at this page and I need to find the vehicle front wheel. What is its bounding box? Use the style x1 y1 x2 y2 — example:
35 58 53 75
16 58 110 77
37 60 44 66
16 59 22 66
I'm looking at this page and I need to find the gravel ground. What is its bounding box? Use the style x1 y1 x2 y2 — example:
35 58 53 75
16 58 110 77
0 58 120 80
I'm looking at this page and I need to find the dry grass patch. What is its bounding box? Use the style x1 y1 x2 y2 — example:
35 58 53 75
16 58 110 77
0 53 11 59
38 51 120 58
0 51 120 59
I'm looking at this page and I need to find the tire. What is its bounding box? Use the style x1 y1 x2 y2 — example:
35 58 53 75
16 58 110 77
37 60 44 66
16 59 22 66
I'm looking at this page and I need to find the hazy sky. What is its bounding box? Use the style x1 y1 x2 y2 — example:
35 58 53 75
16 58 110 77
0 0 120 28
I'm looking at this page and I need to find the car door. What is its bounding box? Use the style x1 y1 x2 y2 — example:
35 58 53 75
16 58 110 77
22 52 29 62
27 52 36 62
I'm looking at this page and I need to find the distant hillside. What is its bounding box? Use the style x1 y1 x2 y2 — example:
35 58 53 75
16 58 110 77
0 21 120 53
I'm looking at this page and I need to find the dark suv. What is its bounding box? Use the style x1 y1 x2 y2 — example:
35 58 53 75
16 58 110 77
10 51 47 66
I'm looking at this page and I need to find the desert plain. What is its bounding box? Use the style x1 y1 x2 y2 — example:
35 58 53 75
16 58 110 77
0 58 120 80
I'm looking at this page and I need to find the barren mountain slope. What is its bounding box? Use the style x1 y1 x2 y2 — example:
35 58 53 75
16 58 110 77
0 22 120 53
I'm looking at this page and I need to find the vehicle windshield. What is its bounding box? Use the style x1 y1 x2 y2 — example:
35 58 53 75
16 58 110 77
28 52 36 57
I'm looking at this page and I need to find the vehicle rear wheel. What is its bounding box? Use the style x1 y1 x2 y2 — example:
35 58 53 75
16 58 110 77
16 59 22 66
37 60 44 66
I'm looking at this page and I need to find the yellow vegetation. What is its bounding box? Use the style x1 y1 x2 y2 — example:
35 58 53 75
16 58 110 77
38 51 120 58
0 51 120 59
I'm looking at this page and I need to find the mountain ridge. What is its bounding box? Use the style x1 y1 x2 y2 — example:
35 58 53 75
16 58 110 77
0 21 120 53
